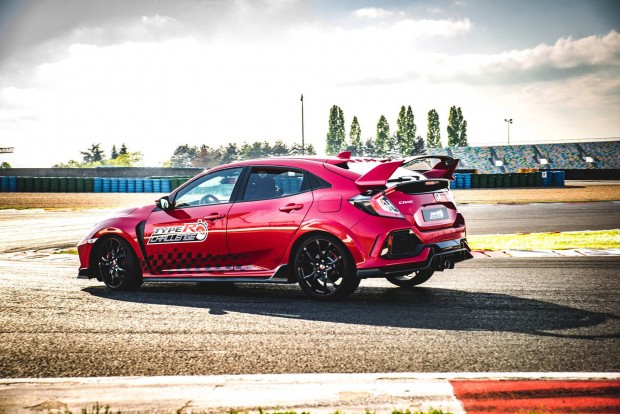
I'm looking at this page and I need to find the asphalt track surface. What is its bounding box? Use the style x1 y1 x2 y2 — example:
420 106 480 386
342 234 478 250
459 201 620 235
1 253 618 378
0 201 618 255
0 203 619 379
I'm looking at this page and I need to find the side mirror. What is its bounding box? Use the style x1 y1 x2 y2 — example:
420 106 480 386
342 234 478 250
156 196 172 210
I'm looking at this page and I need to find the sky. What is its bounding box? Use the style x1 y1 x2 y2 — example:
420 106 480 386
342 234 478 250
0 0 618 167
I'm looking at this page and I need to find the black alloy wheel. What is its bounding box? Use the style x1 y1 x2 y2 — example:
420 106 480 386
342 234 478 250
97 236 142 291
386 269 434 288
293 234 359 300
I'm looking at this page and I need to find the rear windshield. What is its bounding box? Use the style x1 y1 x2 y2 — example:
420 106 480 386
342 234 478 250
345 162 424 185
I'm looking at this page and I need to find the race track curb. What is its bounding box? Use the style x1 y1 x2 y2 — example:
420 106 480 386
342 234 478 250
1 372 619 414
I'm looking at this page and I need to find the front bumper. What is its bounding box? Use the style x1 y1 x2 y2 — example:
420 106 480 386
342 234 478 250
77 268 91 279
357 238 472 278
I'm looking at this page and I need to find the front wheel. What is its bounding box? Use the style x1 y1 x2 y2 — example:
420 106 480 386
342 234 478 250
96 236 142 291
386 269 434 288
292 234 360 300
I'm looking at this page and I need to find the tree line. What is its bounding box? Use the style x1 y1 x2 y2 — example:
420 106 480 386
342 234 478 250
325 105 468 157
53 143 143 168
51 105 468 169
165 141 316 168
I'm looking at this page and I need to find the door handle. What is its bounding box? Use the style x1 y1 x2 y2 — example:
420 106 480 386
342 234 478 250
204 213 225 220
279 203 303 212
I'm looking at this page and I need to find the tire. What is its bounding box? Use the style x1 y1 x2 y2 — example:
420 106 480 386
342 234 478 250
386 269 434 288
96 236 142 291
292 234 360 300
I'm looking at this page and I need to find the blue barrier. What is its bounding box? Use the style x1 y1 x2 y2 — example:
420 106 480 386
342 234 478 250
126 178 135 193
135 178 144 193
0 176 8 192
93 177 103 192
463 173 472 189
161 179 171 193
143 179 154 193
110 178 119 193
8 176 17 192
152 178 162 193
118 178 127 193
551 171 565 187
102 178 111 193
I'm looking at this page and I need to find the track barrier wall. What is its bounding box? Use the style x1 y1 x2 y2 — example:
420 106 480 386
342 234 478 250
0 173 565 193
0 176 192 193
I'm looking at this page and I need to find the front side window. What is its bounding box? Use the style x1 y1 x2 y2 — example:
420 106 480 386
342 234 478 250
174 167 243 208
242 168 307 201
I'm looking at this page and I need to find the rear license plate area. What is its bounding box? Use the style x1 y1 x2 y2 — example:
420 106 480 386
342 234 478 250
422 207 449 222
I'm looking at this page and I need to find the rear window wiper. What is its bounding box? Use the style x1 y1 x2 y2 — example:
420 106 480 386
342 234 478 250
387 176 416 183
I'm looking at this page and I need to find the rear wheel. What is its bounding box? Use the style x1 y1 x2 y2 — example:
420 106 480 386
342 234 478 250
386 270 434 288
292 234 360 300
96 236 142 291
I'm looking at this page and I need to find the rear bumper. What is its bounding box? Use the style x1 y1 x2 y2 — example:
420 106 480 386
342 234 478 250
357 238 472 278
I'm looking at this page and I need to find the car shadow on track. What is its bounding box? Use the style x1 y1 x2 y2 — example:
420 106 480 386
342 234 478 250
83 283 620 340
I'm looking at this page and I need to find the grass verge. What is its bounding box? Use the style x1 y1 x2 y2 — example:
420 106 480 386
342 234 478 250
468 229 620 251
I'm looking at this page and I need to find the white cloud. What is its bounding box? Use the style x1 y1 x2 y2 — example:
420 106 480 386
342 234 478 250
353 7 402 20
0 5 618 167
433 30 620 82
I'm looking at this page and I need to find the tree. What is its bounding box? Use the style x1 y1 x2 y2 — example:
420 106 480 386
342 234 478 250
363 137 376 157
220 143 238 164
396 106 407 155
193 145 222 168
271 140 289 157
348 116 362 156
168 144 198 167
411 135 426 156
305 143 317 155
119 143 128 155
239 141 271 160
81 143 105 163
110 145 118 160
447 106 468 147
396 105 418 157
375 115 390 157
426 109 442 148
0 161 11 168
111 151 143 167
325 105 345 155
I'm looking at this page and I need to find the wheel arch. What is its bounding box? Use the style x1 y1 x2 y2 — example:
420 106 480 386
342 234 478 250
294 220 366 265
89 230 145 281
286 228 362 283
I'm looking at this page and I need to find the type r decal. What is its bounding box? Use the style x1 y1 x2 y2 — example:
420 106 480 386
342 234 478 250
148 220 209 244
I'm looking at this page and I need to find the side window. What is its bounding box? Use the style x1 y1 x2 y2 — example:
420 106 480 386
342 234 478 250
309 172 332 190
242 168 306 201
174 167 242 208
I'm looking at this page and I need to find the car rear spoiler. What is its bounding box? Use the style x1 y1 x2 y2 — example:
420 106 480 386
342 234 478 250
354 160 404 189
404 155 460 180
354 156 459 189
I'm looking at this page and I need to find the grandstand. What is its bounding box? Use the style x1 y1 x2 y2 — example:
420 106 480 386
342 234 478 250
430 140 620 174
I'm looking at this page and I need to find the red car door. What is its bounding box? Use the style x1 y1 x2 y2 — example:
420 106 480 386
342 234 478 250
143 167 243 275
227 167 313 272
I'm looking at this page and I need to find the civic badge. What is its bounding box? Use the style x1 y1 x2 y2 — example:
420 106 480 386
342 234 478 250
434 193 442 202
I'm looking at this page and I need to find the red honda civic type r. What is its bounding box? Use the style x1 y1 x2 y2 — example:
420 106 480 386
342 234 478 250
78 153 472 300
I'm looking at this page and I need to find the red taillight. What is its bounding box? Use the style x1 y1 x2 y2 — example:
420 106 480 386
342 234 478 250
350 191 404 219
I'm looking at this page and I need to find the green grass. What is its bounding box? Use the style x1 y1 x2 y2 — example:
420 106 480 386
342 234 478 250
468 229 620 251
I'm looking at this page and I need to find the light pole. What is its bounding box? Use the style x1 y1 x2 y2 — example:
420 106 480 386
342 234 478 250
504 118 513 145
300 94 305 155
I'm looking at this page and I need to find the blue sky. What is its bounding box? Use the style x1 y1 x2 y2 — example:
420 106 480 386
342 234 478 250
0 0 618 167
